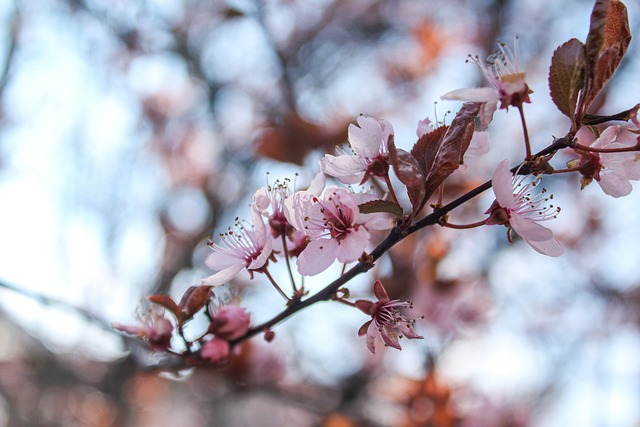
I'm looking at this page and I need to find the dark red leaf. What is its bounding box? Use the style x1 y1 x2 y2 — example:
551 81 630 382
148 294 182 322
549 38 586 120
423 102 480 199
387 134 426 211
410 125 449 177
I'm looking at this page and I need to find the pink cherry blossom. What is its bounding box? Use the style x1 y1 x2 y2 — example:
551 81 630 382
485 160 563 256
200 337 230 363
355 280 423 354
203 208 273 286
441 37 532 110
209 306 251 340
319 116 394 184
572 126 640 198
113 305 173 351
284 187 393 276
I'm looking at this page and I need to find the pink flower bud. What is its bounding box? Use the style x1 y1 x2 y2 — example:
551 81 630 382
210 306 250 340
201 337 230 363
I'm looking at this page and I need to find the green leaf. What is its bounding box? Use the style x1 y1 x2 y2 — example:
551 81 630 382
358 199 404 218
549 38 586 120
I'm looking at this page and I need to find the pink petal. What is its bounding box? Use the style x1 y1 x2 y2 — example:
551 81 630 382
358 319 372 336
525 236 564 257
349 116 384 159
320 154 367 184
296 238 338 276
491 160 516 208
598 173 633 198
307 169 326 195
247 238 272 270
441 87 500 103
366 322 378 354
201 263 245 287
335 226 370 264
355 299 375 315
379 326 402 350
373 280 389 302
591 125 619 149
509 214 553 242
206 250 243 270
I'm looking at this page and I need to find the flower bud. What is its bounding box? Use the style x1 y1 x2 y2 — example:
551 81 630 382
210 306 250 340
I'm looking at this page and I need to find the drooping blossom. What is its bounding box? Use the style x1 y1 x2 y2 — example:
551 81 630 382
355 280 423 354
113 304 173 351
441 37 532 110
570 125 640 198
203 208 273 286
284 187 394 276
320 116 394 184
485 160 563 256
209 306 251 340
200 337 230 363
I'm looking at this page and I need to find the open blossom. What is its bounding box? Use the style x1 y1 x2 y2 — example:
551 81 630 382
570 126 640 198
252 172 325 255
284 187 393 276
355 280 423 354
320 116 394 184
113 305 173 351
203 208 273 287
485 160 563 256
442 37 532 110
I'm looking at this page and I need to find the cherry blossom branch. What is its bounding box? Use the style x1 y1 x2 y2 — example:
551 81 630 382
230 136 573 346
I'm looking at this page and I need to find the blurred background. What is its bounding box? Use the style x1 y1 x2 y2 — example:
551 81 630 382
0 0 639 426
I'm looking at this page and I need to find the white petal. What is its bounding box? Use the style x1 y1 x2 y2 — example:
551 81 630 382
319 154 366 184
468 131 491 156
297 238 338 276
491 160 516 208
441 87 500 103
284 191 323 234
335 226 370 264
201 263 245 287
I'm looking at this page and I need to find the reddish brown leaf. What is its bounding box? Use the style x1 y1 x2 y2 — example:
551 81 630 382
549 38 586 120
387 134 426 211
148 294 182 322
583 0 631 110
178 285 214 319
410 125 449 177
423 102 480 199
585 0 609 73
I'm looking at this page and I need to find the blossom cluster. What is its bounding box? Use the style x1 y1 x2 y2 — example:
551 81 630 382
115 31 640 364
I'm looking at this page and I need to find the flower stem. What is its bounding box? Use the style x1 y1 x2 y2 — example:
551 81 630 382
517 105 532 160
281 234 298 293
384 172 400 206
573 142 640 154
263 268 291 302
441 218 488 229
